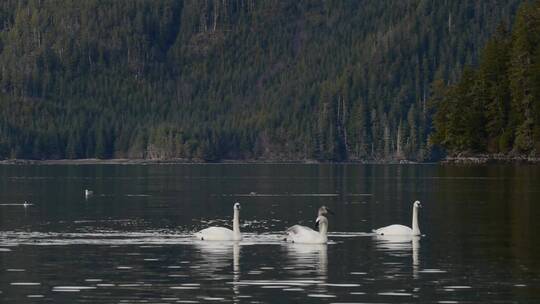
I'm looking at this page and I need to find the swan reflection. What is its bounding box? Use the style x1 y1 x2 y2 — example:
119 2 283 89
284 243 327 278
193 240 240 269
373 234 420 278
193 241 241 301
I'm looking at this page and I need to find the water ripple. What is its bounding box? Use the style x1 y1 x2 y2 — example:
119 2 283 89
0 231 287 246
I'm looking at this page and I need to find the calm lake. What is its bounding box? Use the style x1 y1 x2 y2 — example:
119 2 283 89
0 164 539 303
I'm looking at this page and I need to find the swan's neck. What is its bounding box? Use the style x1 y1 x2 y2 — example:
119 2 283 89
318 216 328 241
412 206 420 235
233 209 241 238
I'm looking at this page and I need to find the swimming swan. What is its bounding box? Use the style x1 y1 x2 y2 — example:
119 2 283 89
285 206 334 244
84 189 93 198
373 200 422 236
195 202 242 241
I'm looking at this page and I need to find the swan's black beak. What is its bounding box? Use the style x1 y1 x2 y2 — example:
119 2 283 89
327 208 335 215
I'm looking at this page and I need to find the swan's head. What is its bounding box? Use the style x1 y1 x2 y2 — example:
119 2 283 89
318 206 334 216
233 202 241 210
414 200 422 208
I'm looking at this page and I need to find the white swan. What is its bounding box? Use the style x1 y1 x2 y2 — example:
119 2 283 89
373 200 422 236
285 206 334 244
84 189 93 198
194 202 242 241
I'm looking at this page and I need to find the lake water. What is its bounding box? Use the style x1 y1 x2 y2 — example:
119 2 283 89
0 164 539 303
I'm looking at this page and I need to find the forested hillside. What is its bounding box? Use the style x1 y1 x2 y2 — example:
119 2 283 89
430 1 540 157
0 0 523 161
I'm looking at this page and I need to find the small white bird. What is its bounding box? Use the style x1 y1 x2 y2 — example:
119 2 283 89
23 201 29 208
285 206 334 244
194 202 242 241
373 200 422 236
84 189 94 198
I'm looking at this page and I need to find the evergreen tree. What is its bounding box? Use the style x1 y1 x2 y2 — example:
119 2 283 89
430 1 540 157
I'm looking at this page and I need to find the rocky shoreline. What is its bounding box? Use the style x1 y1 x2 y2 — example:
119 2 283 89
442 154 540 164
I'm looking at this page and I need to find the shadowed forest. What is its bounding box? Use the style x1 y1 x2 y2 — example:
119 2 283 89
430 1 540 157
0 0 531 161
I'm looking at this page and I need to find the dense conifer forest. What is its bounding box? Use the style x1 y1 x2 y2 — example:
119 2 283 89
0 0 526 161
430 1 540 158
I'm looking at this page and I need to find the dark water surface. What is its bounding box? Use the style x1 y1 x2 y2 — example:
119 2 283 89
0 164 539 303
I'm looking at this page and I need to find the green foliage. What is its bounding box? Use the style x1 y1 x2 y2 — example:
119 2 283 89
430 1 540 157
0 0 523 161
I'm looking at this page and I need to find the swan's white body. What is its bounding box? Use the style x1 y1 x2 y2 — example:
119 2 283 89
286 206 331 244
286 223 327 244
373 200 422 236
374 224 414 235
195 203 242 241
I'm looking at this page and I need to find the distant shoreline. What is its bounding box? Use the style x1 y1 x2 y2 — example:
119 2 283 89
0 156 538 165
0 158 208 165
442 155 540 164
0 158 385 165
